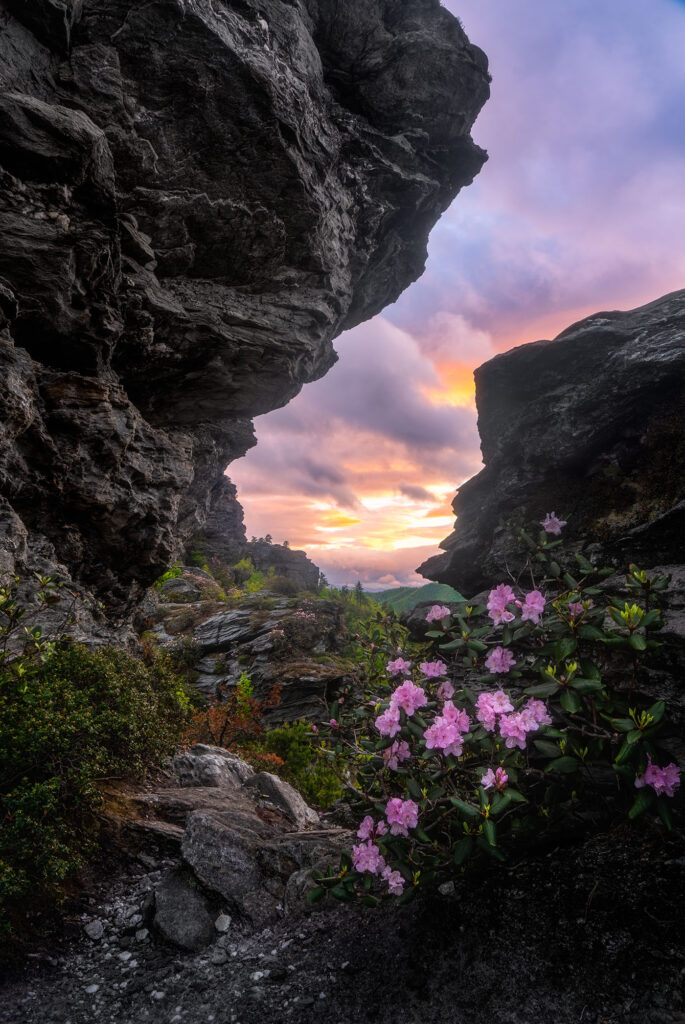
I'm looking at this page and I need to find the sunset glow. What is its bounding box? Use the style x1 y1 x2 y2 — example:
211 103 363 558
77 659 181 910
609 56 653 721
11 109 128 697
231 0 685 588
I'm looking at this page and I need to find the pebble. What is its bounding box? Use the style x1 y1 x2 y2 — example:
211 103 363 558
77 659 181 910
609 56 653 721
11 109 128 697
215 913 232 933
211 949 228 966
84 985 100 995
118 952 133 963
135 928 150 942
84 920 105 941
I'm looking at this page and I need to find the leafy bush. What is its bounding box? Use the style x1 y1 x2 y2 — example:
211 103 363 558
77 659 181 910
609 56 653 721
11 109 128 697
0 579 191 932
310 516 680 906
153 564 182 589
262 720 342 808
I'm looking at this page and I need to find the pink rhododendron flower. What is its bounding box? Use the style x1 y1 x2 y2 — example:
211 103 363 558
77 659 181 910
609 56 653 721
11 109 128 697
520 590 546 625
387 657 412 675
311 724 318 733
568 599 594 618
329 719 338 728
481 766 509 791
491 690 515 714
522 698 552 727
441 701 470 733
390 681 427 716
476 690 514 730
426 604 451 624
485 646 517 674
375 705 401 738
357 815 375 841
424 716 464 758
382 866 405 896
419 660 448 679
541 512 567 535
436 680 455 700
383 740 411 770
635 755 681 798
352 841 386 874
487 584 516 625
498 712 530 750
357 816 387 840
385 797 419 836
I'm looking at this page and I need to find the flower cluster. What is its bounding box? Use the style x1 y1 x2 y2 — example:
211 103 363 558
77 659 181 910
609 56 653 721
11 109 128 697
425 604 451 624
375 679 427 737
311 514 679 912
635 755 680 798
481 766 508 791
387 656 412 675
424 700 470 757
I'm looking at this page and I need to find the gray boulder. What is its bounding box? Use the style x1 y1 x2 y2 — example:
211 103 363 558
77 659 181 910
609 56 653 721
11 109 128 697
172 745 255 789
152 870 215 952
244 772 320 829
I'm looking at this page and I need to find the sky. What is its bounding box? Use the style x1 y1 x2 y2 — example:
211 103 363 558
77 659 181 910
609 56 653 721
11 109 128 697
230 0 685 590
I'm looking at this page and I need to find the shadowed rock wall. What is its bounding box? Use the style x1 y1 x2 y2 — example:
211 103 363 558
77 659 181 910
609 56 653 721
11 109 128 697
419 289 685 594
0 0 489 609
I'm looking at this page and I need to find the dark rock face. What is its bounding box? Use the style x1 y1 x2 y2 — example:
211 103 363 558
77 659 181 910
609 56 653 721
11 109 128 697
246 539 320 591
419 289 685 594
148 573 353 722
0 0 489 608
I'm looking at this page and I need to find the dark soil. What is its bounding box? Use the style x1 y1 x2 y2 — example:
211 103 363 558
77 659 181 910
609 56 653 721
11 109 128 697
1 825 684 1024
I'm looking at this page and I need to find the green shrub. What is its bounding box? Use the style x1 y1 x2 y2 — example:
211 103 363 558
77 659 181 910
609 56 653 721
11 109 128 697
0 643 190 933
153 564 182 589
262 720 342 808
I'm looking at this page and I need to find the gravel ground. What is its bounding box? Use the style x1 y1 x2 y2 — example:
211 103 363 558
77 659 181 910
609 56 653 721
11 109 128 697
2 827 685 1024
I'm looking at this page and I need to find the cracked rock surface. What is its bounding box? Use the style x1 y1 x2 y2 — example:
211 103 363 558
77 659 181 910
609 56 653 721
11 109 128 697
0 0 489 614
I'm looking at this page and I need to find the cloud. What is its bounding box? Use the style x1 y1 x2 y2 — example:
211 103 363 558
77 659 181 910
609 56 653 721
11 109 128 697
398 483 436 503
230 0 685 588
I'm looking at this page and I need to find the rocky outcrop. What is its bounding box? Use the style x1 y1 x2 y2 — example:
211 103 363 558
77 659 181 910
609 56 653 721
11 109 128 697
246 539 320 592
0 0 489 610
103 744 349 931
419 289 685 594
148 569 354 722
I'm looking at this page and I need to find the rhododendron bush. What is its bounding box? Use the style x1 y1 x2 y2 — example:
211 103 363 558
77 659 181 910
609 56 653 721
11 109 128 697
309 518 680 906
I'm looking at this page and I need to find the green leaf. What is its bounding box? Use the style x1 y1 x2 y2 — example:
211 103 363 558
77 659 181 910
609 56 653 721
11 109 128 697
614 738 637 766
362 895 380 907
547 756 580 774
439 639 464 651
307 886 326 904
560 689 581 713
554 637 577 662
449 797 479 818
425 630 445 638
570 679 603 694
646 700 666 725
476 835 506 861
331 886 353 902
578 625 604 641
628 789 654 820
507 789 528 804
611 717 635 732
656 797 673 830
629 633 647 652
483 819 497 847
490 793 512 816
406 777 423 800
524 681 559 698
415 827 432 843
563 573 580 590
533 739 562 758
453 837 473 866
549 561 562 578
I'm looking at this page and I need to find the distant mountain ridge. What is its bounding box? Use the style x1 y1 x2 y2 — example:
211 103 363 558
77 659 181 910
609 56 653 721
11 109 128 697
374 582 464 614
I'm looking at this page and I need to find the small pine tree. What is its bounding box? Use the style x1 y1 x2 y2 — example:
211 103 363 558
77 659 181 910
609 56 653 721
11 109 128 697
354 580 364 605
